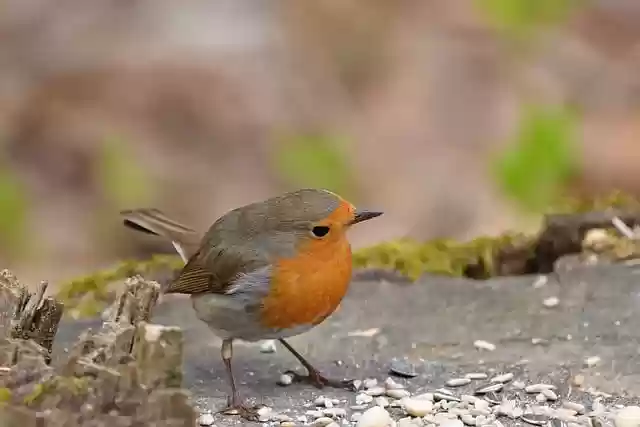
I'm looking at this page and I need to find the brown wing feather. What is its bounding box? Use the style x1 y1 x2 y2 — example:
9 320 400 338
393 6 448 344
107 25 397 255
165 253 214 294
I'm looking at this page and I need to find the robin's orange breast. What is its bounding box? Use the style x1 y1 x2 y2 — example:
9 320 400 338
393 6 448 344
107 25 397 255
259 237 353 330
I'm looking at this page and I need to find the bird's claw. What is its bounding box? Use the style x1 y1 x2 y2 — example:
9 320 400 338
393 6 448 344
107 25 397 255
284 369 357 391
217 397 263 421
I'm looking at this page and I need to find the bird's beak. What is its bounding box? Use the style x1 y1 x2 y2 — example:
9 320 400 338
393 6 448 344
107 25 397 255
350 210 383 225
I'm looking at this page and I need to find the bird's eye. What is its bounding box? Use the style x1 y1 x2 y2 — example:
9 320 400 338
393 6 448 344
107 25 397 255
311 226 330 238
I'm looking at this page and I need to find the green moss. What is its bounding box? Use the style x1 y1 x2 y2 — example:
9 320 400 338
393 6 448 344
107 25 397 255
0 388 11 402
353 232 533 280
56 254 183 316
23 383 44 405
23 376 90 406
553 190 640 215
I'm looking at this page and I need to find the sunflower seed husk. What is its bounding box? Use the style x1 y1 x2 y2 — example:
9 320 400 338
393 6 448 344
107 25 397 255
474 382 504 395
521 413 550 426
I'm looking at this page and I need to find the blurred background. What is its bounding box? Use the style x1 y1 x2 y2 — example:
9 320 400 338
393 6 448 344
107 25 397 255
2 0 640 287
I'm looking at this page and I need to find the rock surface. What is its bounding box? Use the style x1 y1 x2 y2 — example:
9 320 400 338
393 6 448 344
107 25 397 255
49 263 640 426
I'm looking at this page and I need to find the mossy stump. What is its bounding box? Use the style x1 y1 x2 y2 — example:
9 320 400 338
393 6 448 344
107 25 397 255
0 270 196 427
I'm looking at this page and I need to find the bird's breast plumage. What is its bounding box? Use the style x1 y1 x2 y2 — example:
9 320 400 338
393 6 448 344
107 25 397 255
258 236 353 330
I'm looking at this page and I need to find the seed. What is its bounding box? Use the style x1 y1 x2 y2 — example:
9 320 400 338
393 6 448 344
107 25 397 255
402 398 434 417
277 373 293 386
521 413 550 426
465 372 488 380
386 389 411 399
389 358 418 378
525 384 556 393
473 340 496 351
563 402 585 414
447 378 472 387
365 386 386 397
474 382 504 394
490 373 514 383
584 356 601 368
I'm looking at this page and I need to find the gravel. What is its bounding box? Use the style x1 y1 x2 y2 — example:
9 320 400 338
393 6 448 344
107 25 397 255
198 368 640 427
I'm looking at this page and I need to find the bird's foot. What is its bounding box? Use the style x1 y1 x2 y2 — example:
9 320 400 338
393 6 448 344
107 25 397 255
284 369 357 391
217 396 263 421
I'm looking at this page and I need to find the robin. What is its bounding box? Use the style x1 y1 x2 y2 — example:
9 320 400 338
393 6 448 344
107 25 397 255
120 188 382 419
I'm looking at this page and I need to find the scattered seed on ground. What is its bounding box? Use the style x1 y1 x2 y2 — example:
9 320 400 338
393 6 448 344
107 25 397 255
389 358 419 378
387 389 411 399
474 340 497 351
402 397 434 417
465 372 488 380
446 378 472 387
475 382 504 394
356 406 393 427
198 413 215 426
525 384 556 393
491 373 514 383
259 340 277 353
584 356 601 368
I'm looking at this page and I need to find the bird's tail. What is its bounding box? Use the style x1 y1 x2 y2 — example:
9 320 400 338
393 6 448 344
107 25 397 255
120 208 201 262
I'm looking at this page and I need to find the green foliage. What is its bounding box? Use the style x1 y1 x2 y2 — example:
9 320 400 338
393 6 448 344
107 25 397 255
492 104 579 213
273 132 355 199
0 162 29 256
476 0 580 41
97 137 152 208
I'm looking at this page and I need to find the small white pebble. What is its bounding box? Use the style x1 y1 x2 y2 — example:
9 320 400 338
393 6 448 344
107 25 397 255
563 402 585 414
525 384 556 393
356 406 393 427
397 417 419 427
440 420 464 427
198 413 215 426
259 340 277 353
363 378 379 389
461 414 476 425
374 397 390 407
542 388 558 401
257 406 272 422
585 356 602 367
365 386 386 397
446 378 472 387
473 340 496 351
543 296 560 308
356 393 374 405
386 389 411 399
311 417 335 427
277 373 293 386
402 397 434 417
384 377 404 390
532 275 548 288
272 414 292 422
535 393 547 403
351 412 362 422
324 408 347 418
280 422 296 427
474 400 490 411
615 406 640 427
412 392 434 401
512 381 525 390
306 410 324 419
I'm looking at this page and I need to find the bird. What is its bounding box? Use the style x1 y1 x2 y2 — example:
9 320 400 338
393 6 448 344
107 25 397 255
119 188 383 420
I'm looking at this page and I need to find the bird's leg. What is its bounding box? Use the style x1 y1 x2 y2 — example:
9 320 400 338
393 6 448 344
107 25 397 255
278 338 356 391
217 339 261 420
